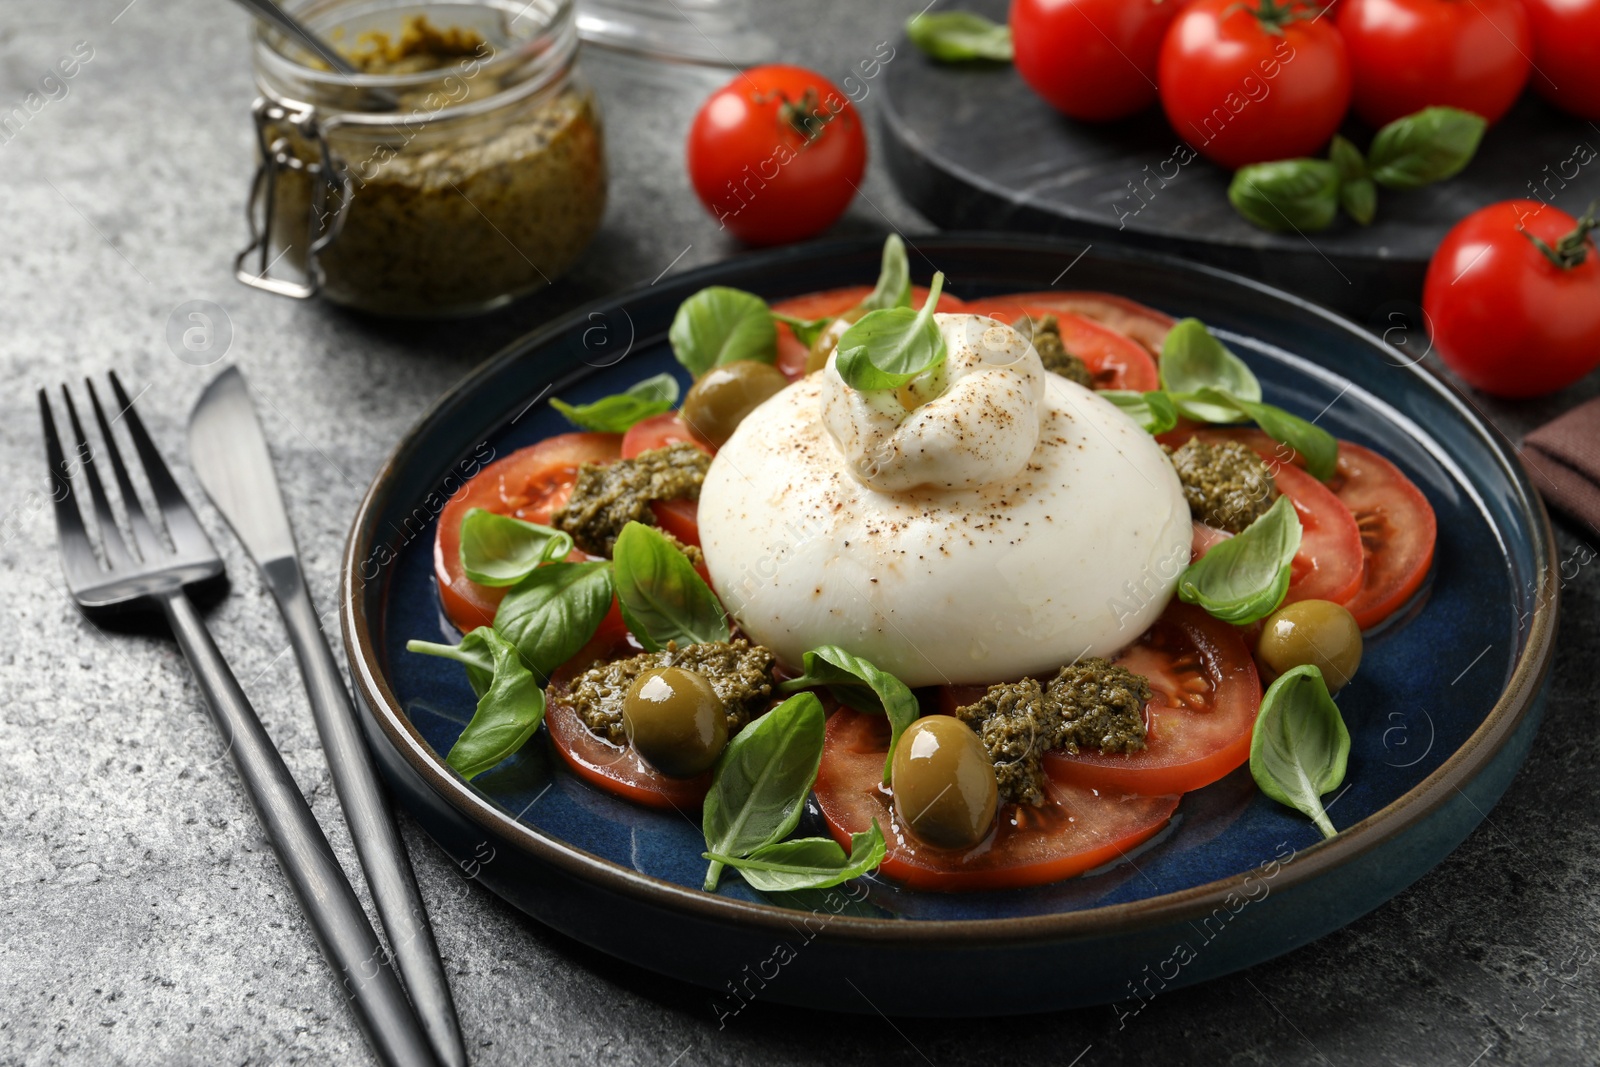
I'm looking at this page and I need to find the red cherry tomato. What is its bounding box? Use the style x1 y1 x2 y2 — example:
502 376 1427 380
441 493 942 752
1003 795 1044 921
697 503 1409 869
1010 0 1188 121
1158 0 1352 169
769 285 966 380
1523 0 1600 120
686 64 866 246
433 433 620 632
962 301 1162 391
813 708 1180 891
1336 0 1531 128
1423 200 1600 398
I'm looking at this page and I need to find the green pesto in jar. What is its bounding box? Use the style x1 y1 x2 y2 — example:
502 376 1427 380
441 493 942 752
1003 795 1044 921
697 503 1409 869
1169 438 1278 533
553 442 710 557
567 640 776 744
1023 314 1093 389
956 659 1150 806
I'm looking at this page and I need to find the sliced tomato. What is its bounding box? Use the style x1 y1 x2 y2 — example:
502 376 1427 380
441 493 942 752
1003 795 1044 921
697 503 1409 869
620 412 710 459
1324 443 1437 628
989 291 1175 357
434 433 621 632
814 709 1179 891
1046 603 1262 795
1159 428 1365 607
963 301 1161 392
771 285 965 380
1191 520 1233 561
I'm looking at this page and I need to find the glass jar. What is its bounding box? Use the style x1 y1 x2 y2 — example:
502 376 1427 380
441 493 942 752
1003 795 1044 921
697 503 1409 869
239 0 607 316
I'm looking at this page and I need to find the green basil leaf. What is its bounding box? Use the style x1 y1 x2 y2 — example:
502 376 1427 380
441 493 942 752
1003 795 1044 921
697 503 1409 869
1367 106 1486 190
669 287 777 378
707 821 886 892
493 561 615 682
1177 494 1302 625
1228 159 1341 233
418 627 547 780
835 272 949 392
702 692 827 890
1100 389 1179 434
1328 134 1367 184
1250 665 1350 839
906 11 1014 62
777 645 920 782
1159 318 1262 423
407 628 497 698
771 312 832 349
612 521 729 651
1184 387 1339 482
857 234 913 312
457 508 574 588
1340 176 1377 226
549 373 680 433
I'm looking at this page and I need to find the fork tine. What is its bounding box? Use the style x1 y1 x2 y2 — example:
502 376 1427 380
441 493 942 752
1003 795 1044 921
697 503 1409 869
38 389 102 586
87 378 169 560
59 384 138 569
107 371 214 556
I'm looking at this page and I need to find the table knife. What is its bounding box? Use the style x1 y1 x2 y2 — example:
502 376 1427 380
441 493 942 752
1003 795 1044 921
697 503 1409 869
188 366 467 1067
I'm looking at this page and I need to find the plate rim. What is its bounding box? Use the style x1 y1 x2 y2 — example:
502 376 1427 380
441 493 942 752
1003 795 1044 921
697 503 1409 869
340 233 1558 946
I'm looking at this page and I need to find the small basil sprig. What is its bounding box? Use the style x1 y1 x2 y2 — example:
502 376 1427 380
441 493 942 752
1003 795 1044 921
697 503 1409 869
1160 318 1263 423
835 273 949 392
1184 388 1338 482
1250 665 1350 839
702 692 827 891
1230 107 1486 232
1177 495 1302 624
777 645 920 782
493 560 615 682
408 627 546 780
906 11 1014 62
612 522 729 651
1100 390 1179 434
771 234 912 347
669 287 777 377
706 822 886 892
457 508 573 587
549 373 680 433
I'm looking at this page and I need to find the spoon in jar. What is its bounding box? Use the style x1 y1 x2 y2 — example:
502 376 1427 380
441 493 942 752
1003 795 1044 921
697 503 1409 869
226 0 399 109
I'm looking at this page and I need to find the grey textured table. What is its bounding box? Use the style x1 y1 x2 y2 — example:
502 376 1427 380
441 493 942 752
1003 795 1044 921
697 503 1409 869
1 2 1597 1065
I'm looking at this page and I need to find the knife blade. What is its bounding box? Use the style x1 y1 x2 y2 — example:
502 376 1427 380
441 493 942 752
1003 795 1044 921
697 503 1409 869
189 366 467 1067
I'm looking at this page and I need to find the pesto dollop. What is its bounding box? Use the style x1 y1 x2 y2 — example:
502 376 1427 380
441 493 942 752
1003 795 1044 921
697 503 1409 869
1022 314 1093 389
956 659 1150 806
1169 438 1277 533
566 639 775 744
553 442 709 557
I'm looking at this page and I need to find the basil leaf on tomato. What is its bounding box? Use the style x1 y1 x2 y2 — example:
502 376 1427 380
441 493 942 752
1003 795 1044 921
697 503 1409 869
1100 389 1179 434
1251 665 1350 839
906 11 1014 62
777 645 920 782
549 373 680 433
612 521 730 651
835 272 949 392
493 560 615 682
670 287 777 377
706 821 886 892
1228 159 1341 233
410 627 546 780
857 233 913 312
702 692 826 891
1177 495 1302 624
1367 106 1486 191
1159 319 1262 423
1182 387 1339 482
457 508 573 588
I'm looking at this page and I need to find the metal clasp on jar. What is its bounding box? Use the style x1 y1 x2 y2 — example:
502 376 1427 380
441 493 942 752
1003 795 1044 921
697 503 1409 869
235 97 353 299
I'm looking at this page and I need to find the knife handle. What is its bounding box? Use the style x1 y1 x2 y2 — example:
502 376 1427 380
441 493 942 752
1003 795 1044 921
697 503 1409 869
266 559 468 1067
158 588 439 1067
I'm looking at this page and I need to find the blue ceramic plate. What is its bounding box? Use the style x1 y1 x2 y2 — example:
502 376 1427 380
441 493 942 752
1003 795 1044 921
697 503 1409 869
341 236 1556 1016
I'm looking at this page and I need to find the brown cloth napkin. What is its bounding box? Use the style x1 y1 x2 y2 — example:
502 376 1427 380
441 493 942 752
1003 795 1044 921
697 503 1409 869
1524 395 1600 535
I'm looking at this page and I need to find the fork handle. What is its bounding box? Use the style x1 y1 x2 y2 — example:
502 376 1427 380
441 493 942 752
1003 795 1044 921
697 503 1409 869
158 588 440 1067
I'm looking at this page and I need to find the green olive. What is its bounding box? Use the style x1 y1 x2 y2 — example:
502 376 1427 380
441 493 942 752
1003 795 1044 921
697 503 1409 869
891 716 999 851
680 360 789 448
1256 599 1363 692
804 307 866 374
622 667 728 777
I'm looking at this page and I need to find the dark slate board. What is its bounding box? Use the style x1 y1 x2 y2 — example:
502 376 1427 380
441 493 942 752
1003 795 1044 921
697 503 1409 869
880 0 1600 322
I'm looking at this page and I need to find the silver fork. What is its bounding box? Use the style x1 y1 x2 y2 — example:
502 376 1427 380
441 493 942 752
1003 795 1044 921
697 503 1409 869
39 375 440 1067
